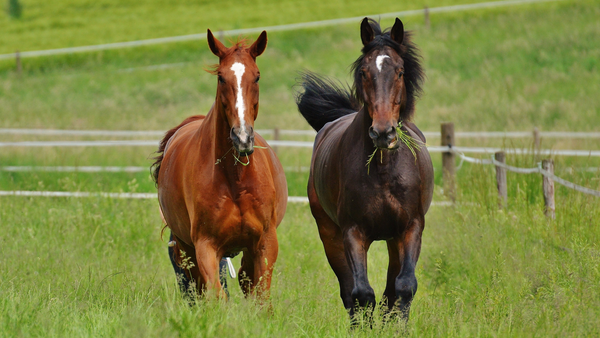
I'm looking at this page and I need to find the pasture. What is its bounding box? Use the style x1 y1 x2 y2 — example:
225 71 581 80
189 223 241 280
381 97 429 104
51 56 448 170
1 0 600 336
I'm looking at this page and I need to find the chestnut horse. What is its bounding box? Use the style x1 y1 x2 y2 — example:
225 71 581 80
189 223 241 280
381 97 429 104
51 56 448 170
152 29 287 299
296 18 433 320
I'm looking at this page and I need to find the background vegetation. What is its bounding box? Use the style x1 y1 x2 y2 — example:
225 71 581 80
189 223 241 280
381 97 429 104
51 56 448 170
1 0 599 336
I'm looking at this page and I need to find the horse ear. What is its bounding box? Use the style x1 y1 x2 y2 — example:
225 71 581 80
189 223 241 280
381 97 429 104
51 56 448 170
390 18 404 45
249 31 268 58
207 29 227 58
360 18 374 46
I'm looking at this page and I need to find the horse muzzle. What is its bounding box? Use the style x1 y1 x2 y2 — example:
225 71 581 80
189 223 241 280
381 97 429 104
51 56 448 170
230 126 255 156
369 125 399 150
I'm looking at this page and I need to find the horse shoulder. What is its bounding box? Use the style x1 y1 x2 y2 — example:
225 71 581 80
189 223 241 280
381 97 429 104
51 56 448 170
402 121 434 214
403 121 426 144
310 115 357 225
254 134 288 225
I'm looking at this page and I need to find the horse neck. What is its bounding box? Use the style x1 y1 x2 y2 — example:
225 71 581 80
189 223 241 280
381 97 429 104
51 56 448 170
203 92 234 159
350 106 377 152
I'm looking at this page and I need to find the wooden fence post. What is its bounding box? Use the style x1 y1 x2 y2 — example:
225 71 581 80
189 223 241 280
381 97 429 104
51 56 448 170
495 151 507 208
273 128 280 155
441 122 455 201
16 50 22 76
424 6 430 29
542 159 555 219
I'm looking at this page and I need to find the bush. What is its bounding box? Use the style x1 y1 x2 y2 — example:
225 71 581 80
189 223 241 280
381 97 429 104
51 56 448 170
7 0 22 19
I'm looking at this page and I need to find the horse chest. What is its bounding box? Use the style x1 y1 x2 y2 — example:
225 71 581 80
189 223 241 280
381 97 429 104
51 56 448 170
191 180 272 236
334 169 420 238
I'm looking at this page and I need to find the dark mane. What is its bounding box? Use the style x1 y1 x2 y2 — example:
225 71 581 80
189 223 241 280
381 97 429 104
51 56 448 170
151 115 204 185
351 19 425 121
294 72 360 131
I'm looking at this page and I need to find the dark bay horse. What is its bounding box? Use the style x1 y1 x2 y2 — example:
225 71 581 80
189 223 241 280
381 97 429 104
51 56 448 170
152 29 287 299
296 18 433 320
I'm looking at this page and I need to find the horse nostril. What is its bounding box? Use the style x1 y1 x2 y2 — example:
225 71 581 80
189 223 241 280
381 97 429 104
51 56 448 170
386 126 396 140
368 126 379 140
230 128 240 142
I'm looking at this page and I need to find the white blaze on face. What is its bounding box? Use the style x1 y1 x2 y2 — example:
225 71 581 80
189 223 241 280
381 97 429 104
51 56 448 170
230 62 248 140
376 55 390 72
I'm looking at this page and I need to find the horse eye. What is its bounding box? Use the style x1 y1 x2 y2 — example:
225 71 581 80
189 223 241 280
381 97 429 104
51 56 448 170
398 71 405 79
218 75 225 84
360 70 366 79
255 75 260 83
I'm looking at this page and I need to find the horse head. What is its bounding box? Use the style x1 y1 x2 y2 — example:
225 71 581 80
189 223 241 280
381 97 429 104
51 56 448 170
354 18 412 150
207 29 267 156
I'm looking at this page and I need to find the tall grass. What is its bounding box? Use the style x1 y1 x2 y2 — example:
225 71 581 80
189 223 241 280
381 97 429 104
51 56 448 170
1 162 599 336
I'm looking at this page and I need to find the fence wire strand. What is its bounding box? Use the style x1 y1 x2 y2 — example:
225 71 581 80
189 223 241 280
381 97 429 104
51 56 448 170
451 149 600 197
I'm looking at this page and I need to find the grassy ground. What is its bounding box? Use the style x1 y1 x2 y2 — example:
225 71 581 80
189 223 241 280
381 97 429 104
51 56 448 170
1 0 486 53
1 164 599 337
0 0 598 133
1 0 600 336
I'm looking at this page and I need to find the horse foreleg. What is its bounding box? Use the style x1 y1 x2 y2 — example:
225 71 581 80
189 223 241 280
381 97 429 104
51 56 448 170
193 241 224 297
238 228 278 299
343 226 375 319
312 206 354 311
393 217 424 320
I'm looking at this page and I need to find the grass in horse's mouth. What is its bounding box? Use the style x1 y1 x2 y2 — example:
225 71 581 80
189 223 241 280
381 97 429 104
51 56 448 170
215 145 268 166
395 121 424 161
365 121 424 174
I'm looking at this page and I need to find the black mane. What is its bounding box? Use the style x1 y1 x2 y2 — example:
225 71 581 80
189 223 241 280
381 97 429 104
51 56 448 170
351 19 425 121
296 18 425 132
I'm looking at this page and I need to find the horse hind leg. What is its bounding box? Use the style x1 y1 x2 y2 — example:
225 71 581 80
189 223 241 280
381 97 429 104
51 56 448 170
168 232 200 300
382 239 402 312
218 258 229 296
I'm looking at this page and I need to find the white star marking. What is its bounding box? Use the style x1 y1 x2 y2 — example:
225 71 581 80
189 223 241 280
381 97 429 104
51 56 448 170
376 55 390 72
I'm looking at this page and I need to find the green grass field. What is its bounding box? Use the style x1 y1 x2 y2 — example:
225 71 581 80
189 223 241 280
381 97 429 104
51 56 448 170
1 0 600 336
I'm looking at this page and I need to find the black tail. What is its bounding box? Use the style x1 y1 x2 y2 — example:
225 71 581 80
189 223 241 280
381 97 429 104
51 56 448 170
295 72 360 132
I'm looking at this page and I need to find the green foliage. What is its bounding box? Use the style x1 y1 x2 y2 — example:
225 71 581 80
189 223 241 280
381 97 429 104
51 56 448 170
6 0 21 19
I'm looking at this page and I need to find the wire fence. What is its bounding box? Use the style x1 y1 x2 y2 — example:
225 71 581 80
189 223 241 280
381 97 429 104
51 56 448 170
0 165 311 173
0 128 316 137
451 149 600 197
3 128 600 139
2 124 598 200
2 139 600 159
0 189 457 207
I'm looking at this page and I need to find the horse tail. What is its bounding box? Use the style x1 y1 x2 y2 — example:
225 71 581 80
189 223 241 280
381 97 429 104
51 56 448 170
295 71 360 132
151 115 204 185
